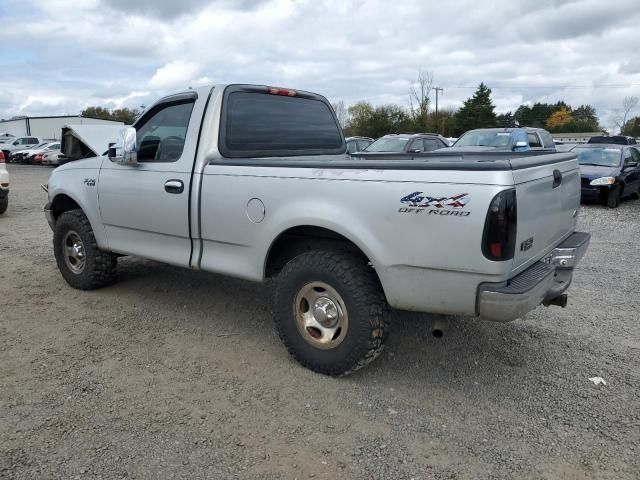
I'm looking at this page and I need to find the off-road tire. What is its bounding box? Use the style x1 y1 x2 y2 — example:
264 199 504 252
53 209 117 290
0 196 7 214
273 249 390 376
606 185 621 208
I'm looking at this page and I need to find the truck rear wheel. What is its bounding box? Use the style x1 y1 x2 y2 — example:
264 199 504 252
0 196 7 214
53 210 117 290
273 249 390 376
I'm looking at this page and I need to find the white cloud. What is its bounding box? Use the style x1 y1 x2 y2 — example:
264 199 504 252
1 0 640 133
148 61 202 90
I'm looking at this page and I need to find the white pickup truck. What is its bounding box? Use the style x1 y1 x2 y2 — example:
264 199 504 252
44 84 590 375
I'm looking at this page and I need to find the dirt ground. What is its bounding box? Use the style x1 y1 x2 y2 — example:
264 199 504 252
1 164 639 480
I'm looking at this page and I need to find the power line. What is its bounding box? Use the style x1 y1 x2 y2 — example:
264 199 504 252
445 83 640 89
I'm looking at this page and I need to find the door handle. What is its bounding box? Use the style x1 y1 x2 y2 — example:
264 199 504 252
552 169 562 189
164 179 184 194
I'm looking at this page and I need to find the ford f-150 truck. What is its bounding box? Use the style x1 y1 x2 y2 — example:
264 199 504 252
44 84 590 375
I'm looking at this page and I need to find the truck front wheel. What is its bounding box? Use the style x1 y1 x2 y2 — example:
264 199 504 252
53 210 117 290
0 196 7 215
273 249 390 376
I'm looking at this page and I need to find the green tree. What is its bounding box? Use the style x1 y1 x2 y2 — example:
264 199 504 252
622 116 640 137
345 102 413 138
572 104 598 129
496 111 515 128
80 106 113 121
81 106 141 124
454 83 497 135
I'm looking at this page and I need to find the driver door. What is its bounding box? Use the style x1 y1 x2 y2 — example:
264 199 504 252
98 93 200 267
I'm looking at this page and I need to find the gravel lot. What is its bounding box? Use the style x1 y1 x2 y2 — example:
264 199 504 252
1 164 639 480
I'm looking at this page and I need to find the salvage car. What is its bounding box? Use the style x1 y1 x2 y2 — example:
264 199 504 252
9 144 38 163
574 144 640 207
41 151 67 166
355 133 449 157
44 84 590 375
0 151 9 214
450 127 556 152
1 136 41 159
27 142 61 165
588 135 637 145
345 136 373 154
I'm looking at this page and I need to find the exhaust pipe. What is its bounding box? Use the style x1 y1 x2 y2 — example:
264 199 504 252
543 294 568 308
432 319 447 338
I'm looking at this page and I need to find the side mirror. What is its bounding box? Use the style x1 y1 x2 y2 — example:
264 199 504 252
513 141 528 150
108 127 137 164
624 162 639 169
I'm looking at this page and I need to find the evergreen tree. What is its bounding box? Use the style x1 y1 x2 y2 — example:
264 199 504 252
454 83 497 135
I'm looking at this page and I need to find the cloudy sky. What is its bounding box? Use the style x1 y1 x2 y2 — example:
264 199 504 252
1 0 639 131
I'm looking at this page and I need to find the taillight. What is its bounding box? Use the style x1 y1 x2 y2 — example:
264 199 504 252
0 151 4 163
267 86 297 96
482 189 517 261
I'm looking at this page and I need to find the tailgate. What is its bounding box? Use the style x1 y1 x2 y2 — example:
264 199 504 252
511 153 580 272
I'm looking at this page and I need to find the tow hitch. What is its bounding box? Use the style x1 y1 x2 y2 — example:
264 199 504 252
543 294 568 308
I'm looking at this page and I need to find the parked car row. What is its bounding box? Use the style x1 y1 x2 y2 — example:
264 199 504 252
1 138 66 165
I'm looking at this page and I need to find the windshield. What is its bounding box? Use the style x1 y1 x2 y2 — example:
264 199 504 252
364 137 409 152
454 131 512 148
573 147 621 167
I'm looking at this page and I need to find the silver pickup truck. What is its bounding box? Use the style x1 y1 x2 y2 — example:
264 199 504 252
44 84 590 375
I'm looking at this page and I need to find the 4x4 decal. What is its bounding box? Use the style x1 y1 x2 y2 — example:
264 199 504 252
399 192 471 216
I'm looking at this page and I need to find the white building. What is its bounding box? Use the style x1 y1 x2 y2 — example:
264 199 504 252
0 115 124 140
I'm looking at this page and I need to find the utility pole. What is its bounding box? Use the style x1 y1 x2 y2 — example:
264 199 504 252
433 86 444 134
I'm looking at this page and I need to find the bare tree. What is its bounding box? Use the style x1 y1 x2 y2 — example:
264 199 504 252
331 100 348 129
614 96 639 132
409 69 434 123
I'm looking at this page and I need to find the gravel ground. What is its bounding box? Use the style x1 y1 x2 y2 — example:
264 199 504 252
1 164 639 480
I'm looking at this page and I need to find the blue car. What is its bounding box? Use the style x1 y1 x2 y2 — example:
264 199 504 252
574 144 640 208
449 127 556 152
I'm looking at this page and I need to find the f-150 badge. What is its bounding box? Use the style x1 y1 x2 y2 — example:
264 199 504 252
399 192 470 216
84 178 96 187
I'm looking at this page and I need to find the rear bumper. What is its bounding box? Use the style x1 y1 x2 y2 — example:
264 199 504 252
477 232 590 322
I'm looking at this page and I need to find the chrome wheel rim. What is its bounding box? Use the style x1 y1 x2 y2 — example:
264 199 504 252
62 230 86 274
294 281 348 350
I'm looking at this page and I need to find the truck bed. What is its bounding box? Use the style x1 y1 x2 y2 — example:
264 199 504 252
217 151 576 171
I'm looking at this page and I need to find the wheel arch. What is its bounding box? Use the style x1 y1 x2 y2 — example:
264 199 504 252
264 224 389 300
50 193 82 221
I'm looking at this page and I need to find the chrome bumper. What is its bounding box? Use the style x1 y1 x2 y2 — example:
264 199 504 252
477 232 590 322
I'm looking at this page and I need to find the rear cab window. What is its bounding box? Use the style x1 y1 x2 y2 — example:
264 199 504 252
219 85 345 158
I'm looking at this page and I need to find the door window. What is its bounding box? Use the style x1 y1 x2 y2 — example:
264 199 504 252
357 140 372 151
527 133 542 148
346 140 358 153
423 138 444 151
630 148 640 163
623 148 634 165
135 101 195 162
409 139 425 152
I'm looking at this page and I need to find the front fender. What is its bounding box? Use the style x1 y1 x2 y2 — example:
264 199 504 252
47 164 107 249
